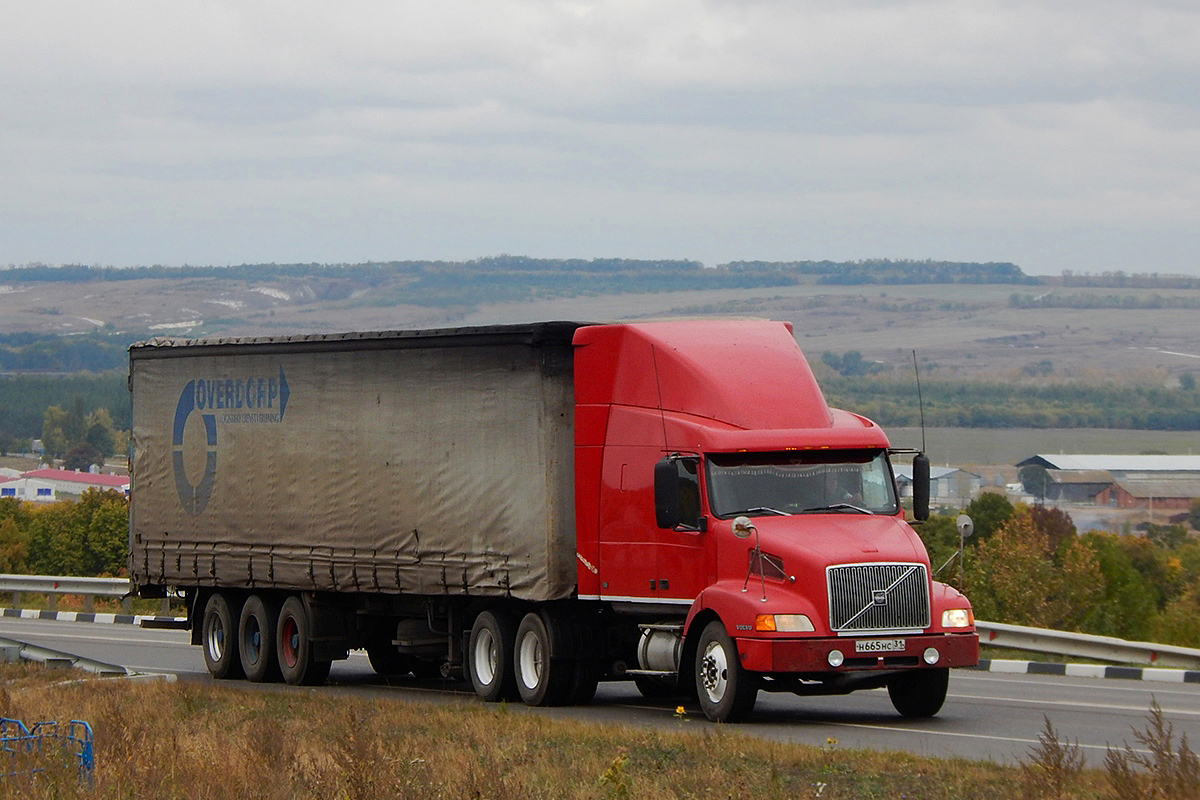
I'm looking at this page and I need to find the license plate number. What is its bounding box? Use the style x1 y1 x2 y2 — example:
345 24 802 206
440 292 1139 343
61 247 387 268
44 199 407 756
855 638 905 653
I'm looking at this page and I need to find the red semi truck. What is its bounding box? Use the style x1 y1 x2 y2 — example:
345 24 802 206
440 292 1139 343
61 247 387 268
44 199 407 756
129 319 977 722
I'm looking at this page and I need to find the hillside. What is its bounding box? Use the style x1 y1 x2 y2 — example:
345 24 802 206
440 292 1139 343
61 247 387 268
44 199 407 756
3 259 1199 385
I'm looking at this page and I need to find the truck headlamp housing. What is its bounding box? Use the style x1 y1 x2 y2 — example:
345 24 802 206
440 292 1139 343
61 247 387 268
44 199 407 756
754 614 815 632
941 608 974 628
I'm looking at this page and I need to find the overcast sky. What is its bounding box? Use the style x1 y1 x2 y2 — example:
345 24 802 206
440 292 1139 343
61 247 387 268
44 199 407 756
3 1 1199 276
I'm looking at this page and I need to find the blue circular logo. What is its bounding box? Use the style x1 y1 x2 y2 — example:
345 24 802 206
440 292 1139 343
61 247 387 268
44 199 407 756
172 380 216 515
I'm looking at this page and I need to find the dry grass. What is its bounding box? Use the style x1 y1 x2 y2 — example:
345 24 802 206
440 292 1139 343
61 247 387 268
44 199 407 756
0 663 1137 800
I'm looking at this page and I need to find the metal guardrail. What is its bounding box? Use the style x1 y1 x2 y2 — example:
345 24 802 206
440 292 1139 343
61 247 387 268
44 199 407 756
0 574 131 613
977 620 1200 670
0 636 129 676
2 574 1197 670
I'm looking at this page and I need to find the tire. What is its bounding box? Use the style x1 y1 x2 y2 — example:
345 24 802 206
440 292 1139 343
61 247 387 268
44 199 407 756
887 667 949 718
468 609 517 702
239 594 282 683
634 675 680 700
366 640 412 677
201 593 244 680
694 620 757 723
514 611 573 706
276 596 331 686
568 661 601 705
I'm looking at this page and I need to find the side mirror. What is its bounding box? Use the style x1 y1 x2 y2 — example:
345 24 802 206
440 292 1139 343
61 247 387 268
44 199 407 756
654 459 681 529
912 453 930 521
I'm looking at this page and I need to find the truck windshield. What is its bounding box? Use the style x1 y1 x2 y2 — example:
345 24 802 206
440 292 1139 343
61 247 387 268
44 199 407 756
706 450 898 518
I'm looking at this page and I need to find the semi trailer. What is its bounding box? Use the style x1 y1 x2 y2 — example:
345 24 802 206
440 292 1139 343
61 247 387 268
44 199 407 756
129 319 977 722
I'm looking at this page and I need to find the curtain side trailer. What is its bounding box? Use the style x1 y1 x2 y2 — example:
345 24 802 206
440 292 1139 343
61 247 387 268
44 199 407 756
129 319 977 721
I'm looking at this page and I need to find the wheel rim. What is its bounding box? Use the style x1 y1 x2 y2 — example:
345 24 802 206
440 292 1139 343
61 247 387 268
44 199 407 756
244 617 262 665
474 628 497 685
280 616 299 668
518 630 544 690
205 613 226 662
700 640 729 704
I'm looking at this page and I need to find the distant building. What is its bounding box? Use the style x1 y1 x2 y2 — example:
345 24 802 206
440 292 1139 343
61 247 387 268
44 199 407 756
894 465 983 505
0 468 129 502
1016 454 1200 510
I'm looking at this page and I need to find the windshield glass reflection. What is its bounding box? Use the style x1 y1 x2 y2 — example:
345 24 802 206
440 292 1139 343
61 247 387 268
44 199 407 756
707 450 898 518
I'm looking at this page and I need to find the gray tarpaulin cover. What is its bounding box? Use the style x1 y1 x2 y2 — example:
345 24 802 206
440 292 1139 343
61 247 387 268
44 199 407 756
129 326 579 602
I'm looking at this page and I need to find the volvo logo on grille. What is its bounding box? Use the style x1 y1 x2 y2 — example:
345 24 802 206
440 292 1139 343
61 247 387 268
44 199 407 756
872 589 889 605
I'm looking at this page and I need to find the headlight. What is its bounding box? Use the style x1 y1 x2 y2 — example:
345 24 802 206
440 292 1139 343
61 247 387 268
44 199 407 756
941 608 974 628
754 614 815 632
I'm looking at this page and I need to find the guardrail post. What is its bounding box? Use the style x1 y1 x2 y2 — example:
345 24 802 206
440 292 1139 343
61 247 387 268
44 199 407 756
123 595 132 613
10 591 19 607
48 593 57 611
83 593 94 613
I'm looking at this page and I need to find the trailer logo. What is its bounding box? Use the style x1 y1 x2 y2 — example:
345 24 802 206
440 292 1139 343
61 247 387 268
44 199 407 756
172 368 290 515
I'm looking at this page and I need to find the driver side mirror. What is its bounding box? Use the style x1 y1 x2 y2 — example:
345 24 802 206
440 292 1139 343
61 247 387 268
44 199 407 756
654 459 682 529
912 453 930 522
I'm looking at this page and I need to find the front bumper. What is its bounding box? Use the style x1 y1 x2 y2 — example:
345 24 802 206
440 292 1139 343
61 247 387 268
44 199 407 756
736 631 979 674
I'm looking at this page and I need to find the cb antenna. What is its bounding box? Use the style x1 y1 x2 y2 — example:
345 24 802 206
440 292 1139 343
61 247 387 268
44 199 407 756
912 349 926 454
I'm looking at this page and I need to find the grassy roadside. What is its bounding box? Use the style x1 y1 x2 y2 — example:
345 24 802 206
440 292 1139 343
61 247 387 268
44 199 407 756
0 665 1113 800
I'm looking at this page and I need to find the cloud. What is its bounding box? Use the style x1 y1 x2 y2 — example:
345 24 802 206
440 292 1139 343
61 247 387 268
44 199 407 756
2 1 1198 274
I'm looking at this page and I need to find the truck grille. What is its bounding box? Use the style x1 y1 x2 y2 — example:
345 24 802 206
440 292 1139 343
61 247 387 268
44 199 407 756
827 563 930 633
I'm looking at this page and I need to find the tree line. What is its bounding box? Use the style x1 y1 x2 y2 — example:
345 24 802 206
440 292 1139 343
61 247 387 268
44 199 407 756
922 496 1200 646
819 369 1200 430
0 490 128 577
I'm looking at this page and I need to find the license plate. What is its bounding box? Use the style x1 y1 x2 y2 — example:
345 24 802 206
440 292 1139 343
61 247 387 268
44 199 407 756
855 638 905 653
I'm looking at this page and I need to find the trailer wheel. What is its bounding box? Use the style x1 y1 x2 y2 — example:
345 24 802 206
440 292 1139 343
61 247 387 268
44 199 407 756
366 642 412 676
201 593 244 680
514 611 572 706
695 620 758 723
239 594 282 683
887 667 949 718
468 610 517 702
276 596 331 686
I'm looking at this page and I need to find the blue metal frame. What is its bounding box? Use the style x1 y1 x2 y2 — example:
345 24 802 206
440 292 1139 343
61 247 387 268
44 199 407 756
1 718 94 785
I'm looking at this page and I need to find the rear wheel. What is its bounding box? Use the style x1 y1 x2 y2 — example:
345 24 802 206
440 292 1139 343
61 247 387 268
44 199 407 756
468 609 517 702
239 594 282 683
694 620 757 723
201 593 243 680
887 668 949 718
514 611 573 706
366 641 412 676
276 596 331 686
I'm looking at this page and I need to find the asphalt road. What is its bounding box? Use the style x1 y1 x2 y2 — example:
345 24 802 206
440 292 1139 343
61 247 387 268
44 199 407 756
4 616 1198 766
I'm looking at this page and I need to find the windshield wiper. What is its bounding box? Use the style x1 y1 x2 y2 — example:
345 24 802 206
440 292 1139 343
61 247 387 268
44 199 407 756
725 506 792 517
800 503 872 515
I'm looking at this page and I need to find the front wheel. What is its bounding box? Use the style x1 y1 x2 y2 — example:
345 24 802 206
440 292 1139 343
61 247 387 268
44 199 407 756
694 620 758 723
887 667 949 718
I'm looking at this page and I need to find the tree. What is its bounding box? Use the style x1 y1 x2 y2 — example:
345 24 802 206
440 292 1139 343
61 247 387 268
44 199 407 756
1019 464 1052 500
964 492 1014 542
1181 373 1196 391
1080 532 1159 640
63 442 102 471
1189 499 1200 531
0 517 29 573
1145 523 1189 551
966 509 1102 630
1029 505 1077 555
41 405 69 458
